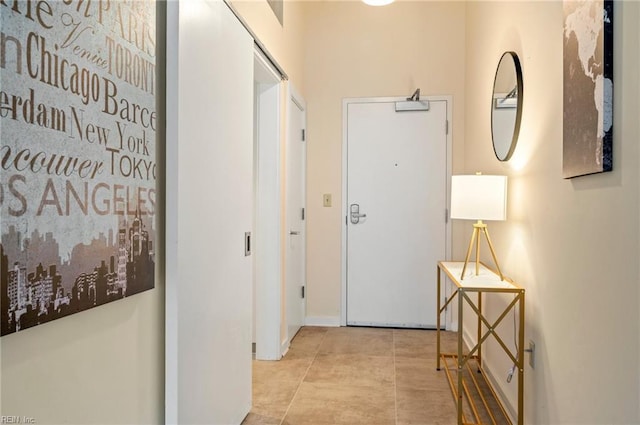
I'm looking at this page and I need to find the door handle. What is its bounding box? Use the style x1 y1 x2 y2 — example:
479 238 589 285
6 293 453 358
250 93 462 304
290 230 300 235
245 232 251 256
350 204 367 224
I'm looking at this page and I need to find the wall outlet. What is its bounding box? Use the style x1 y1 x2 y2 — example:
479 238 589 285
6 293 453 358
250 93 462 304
323 193 332 207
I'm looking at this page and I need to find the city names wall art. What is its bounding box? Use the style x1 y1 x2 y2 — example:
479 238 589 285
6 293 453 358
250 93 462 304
0 0 157 336
563 0 613 178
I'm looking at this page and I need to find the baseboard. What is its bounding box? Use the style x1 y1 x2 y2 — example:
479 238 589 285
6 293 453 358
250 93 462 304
281 338 290 357
304 316 341 327
462 324 475 350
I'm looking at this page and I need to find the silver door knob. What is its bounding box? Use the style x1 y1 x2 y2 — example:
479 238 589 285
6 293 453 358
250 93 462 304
350 203 367 224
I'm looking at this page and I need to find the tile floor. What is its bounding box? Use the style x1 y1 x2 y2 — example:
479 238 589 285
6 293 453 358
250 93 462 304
242 326 462 425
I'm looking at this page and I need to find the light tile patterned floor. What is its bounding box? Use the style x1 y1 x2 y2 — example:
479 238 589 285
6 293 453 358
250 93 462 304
242 326 461 425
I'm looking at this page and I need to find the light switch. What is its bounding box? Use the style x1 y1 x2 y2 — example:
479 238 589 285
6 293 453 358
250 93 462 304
323 194 332 207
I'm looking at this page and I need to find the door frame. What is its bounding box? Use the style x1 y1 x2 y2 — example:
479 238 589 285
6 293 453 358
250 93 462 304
283 82 307 353
340 96 453 328
253 49 282 360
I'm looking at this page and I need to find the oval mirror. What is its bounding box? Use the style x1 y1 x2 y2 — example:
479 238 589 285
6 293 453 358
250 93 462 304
491 51 523 161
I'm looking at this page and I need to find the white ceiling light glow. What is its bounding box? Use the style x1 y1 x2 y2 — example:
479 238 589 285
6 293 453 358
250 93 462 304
362 0 395 6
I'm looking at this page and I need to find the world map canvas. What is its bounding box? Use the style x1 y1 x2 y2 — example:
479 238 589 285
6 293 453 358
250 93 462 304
563 0 613 178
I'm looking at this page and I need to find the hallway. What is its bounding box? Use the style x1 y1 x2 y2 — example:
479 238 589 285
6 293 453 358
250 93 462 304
243 326 460 425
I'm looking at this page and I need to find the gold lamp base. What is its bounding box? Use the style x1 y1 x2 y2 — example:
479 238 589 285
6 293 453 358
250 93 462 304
461 220 504 281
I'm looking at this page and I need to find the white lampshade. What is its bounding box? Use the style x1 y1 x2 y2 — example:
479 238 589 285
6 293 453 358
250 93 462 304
450 175 507 221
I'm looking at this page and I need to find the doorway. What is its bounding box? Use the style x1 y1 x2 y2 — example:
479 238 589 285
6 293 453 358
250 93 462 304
285 85 307 345
341 97 452 328
253 50 282 360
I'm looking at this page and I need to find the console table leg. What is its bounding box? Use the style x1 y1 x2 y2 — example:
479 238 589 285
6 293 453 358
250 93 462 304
457 287 464 425
518 290 525 425
477 291 482 372
437 267 441 371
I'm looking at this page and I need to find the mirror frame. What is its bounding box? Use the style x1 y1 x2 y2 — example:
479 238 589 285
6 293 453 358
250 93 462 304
491 51 523 162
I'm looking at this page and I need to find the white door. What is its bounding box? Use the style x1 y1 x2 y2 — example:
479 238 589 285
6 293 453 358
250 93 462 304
286 88 306 343
166 1 253 423
345 98 449 328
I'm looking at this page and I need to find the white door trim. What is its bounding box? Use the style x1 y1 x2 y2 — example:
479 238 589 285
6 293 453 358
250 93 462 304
165 2 179 422
289 83 307 113
282 82 307 354
340 96 453 327
254 48 282 360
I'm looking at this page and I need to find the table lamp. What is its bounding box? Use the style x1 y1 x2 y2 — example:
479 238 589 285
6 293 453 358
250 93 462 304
450 174 507 280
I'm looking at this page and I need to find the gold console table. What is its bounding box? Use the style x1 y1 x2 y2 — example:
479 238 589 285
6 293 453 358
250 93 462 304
436 261 525 425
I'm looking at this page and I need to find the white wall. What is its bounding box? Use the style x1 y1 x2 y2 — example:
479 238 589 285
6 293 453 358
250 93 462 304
464 2 640 423
1 292 164 424
302 0 467 322
230 0 307 92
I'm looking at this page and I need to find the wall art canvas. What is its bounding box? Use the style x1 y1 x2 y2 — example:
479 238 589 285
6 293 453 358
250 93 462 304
563 0 613 178
1 0 157 336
